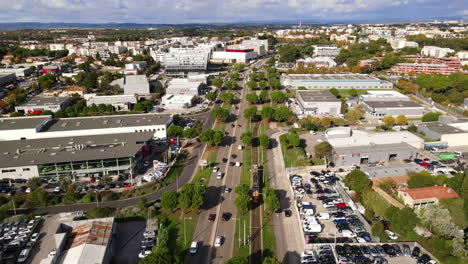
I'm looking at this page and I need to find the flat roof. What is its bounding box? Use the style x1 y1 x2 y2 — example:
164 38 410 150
124 75 148 85
417 122 466 135
297 90 340 102
362 163 424 178
0 132 153 168
46 113 171 132
364 101 422 108
333 142 415 154
0 116 51 131
18 97 70 107
286 74 382 81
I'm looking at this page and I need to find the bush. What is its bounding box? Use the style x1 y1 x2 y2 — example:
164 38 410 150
422 112 441 122
407 171 436 188
343 170 372 193
86 207 113 219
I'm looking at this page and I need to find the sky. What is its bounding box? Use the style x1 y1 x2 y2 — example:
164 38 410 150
1 0 467 24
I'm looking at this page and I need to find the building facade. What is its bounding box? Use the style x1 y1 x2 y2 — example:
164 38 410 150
362 101 424 117
15 97 72 113
296 90 341 116
281 74 393 89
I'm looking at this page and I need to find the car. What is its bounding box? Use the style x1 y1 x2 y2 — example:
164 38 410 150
373 257 388 264
143 161 150 167
355 256 372 264
54 187 61 193
235 162 241 167
402 244 411 256
141 237 155 244
360 245 371 257
138 249 152 258
418 254 431 264
335 245 345 256
208 214 216 222
224 186 231 193
382 244 396 257
392 244 403 256
412 246 421 258
17 248 30 263
216 172 223 179
214 235 223 247
48 250 57 258
316 213 330 220
375 245 387 257
231 154 237 158
368 246 379 257
189 241 198 254
143 230 156 238
427 260 437 264
213 167 219 173
25 188 32 193
419 162 430 167
284 210 292 217
335 202 347 208
222 158 228 163
341 230 356 238
222 212 231 221
351 245 363 256
385 230 398 240
338 256 353 263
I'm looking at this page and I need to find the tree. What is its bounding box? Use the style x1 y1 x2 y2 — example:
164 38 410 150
329 88 340 98
86 207 113 219
234 195 250 215
61 184 81 204
344 170 372 193
230 72 240 80
422 112 441 122
211 107 230 122
263 257 281 264
247 80 258 90
37 74 56 90
160 190 179 210
178 185 193 210
272 106 291 122
287 133 300 148
183 128 199 140
268 79 281 90
320 117 332 127
407 171 436 188
259 134 269 149
220 92 234 104
260 106 275 121
258 80 267 90
205 91 217 102
246 93 259 104
167 125 184 137
199 129 224 146
100 175 112 187
212 78 223 88
396 115 408 125
314 141 332 159
270 91 286 103
382 116 396 127
27 177 43 189
264 187 280 213
349 88 359 98
241 131 253 146
259 90 268 103
225 256 249 264
235 184 251 196
244 106 258 121
25 188 48 207
225 80 237 90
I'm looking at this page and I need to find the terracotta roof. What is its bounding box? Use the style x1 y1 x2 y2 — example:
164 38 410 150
401 186 459 200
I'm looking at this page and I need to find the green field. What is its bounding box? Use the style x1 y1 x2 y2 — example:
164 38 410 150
279 134 311 168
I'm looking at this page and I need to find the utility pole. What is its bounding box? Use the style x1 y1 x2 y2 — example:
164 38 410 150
244 220 246 246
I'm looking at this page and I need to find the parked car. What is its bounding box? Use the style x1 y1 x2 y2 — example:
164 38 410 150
214 235 223 247
412 246 421 258
385 230 398 240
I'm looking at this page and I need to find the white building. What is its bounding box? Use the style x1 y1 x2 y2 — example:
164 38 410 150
296 56 337 68
212 50 257 63
49 43 65 51
165 78 202 97
162 94 195 109
421 46 455 58
84 94 137 111
0 68 31 78
281 74 393 89
296 90 341 116
312 45 341 57
123 75 150 95
239 38 268 56
15 97 72 113
151 46 211 74
124 61 147 75
359 90 410 102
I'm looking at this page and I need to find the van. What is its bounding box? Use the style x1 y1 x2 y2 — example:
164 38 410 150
235 162 241 167
189 241 198 254
238 145 243 150
316 213 330 220
17 248 30 263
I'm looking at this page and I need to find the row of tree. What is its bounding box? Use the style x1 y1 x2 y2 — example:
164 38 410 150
159 183 207 211
244 106 293 123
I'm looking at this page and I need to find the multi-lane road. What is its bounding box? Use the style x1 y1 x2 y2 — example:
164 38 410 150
186 59 267 264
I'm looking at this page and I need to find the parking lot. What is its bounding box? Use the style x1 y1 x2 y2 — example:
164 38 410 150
111 220 149 264
0 216 42 264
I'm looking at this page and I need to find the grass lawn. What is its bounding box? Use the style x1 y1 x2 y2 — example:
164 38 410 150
192 150 218 185
262 212 276 259
241 145 253 185
233 211 251 257
279 134 311 168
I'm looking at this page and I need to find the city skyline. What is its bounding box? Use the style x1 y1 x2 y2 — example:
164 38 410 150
1 0 467 24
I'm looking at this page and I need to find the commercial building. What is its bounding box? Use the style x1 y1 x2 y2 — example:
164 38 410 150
390 63 460 75
0 73 17 87
0 132 154 180
165 78 203 96
123 75 150 95
421 46 455 58
295 90 341 116
84 94 137 111
212 49 257 63
359 90 410 102
296 57 337 68
238 38 268 56
0 113 172 141
124 61 147 75
361 101 424 117
281 74 393 89
312 45 341 57
362 163 424 178
416 121 468 147
15 97 72 114
0 68 31 78
398 186 459 209
331 142 418 167
44 217 116 264
162 94 196 109
152 46 211 75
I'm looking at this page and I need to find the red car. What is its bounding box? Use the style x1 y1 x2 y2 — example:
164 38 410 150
89 178 96 183
335 202 347 208
419 162 430 167
423 158 430 162
208 214 216 222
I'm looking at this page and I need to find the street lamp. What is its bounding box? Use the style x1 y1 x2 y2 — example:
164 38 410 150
94 190 99 207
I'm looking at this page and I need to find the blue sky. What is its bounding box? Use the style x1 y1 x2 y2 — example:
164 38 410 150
2 0 466 23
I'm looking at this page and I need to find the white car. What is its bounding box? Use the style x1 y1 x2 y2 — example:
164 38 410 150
216 172 223 179
189 241 198 255
316 213 330 220
385 230 398 240
309 131 317 135
54 187 61 193
341 230 356 238
214 235 223 247
143 230 156 238
213 167 218 173
25 188 32 193
30 233 39 242
48 250 56 258
235 162 241 167
138 249 152 258
17 248 30 263
356 237 366 243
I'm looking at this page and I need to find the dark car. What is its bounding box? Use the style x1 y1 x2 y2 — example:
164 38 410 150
355 256 372 264
375 245 387 257
222 158 228 163
284 210 292 217
343 244 353 257
412 246 421 258
392 244 403 256
402 244 411 256
360 245 371 257
417 254 431 264
382 244 396 257
231 154 237 159
317 195 328 200
335 245 345 257
221 213 231 221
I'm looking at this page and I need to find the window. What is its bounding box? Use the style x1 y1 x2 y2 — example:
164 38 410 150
23 168 30 172
1 169 16 173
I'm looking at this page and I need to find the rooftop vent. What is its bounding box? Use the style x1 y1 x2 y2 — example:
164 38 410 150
50 153 57 156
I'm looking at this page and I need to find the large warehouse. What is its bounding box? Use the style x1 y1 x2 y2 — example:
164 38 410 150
0 132 154 180
417 121 468 147
280 74 393 89
0 113 172 141
296 90 341 116
362 100 425 117
15 97 72 113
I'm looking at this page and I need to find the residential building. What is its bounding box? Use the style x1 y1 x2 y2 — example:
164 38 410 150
165 78 203 96
123 75 150 95
362 101 425 117
296 57 337 68
0 132 154 180
295 90 341 116
312 45 341 57
421 46 455 58
416 121 468 147
281 74 393 89
84 94 137 111
390 63 460 75
15 97 72 114
124 61 147 75
398 186 459 209
152 46 211 75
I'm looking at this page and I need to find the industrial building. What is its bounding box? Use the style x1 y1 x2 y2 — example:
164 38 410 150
162 94 196 109
281 74 393 89
296 57 337 68
416 121 468 147
0 113 172 141
0 132 154 180
0 72 17 87
165 78 203 96
84 94 137 111
212 49 257 63
15 97 72 114
361 100 425 117
359 90 410 102
295 90 341 116
122 75 150 95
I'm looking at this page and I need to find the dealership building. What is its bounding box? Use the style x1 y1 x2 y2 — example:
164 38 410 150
296 90 341 116
281 74 393 89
